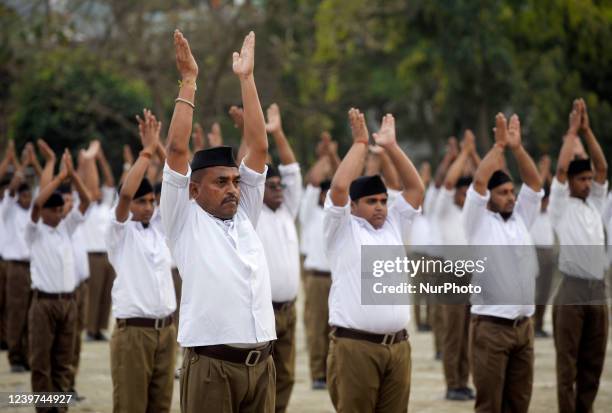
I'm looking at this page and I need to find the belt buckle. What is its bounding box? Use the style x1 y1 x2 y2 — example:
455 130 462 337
381 333 395 345
245 350 262 366
154 318 163 330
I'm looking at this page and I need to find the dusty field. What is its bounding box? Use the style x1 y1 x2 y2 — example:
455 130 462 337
0 296 610 412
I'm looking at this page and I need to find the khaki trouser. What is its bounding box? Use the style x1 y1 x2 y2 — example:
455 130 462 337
110 321 177 413
6 261 31 365
171 268 182 328
180 347 276 413
0 259 6 344
534 247 555 331
430 304 444 355
273 302 296 413
442 305 470 389
28 294 77 413
327 332 411 413
86 253 115 334
469 316 534 413
70 281 89 389
553 276 609 413
303 271 332 381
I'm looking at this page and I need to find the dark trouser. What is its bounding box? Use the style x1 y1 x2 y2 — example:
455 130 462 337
272 302 296 413
553 276 609 413
303 270 332 381
469 316 534 413
431 304 444 355
86 252 115 334
442 305 470 389
0 259 6 345
6 261 31 366
534 247 555 331
327 332 411 413
111 321 177 413
180 347 276 413
70 281 88 389
28 294 77 413
171 268 181 329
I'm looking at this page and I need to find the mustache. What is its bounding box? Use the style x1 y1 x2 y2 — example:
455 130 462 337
222 195 239 205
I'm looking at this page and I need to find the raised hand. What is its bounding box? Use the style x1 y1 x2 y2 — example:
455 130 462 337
446 136 459 159
348 108 369 144
494 113 508 148
207 122 223 147
232 31 255 79
192 122 206 151
507 114 522 149
568 99 581 135
228 106 244 130
265 103 282 134
372 114 397 148
58 149 72 180
174 30 198 81
136 109 160 151
369 145 385 155
578 98 590 133
538 155 552 179
123 145 134 165
316 131 332 158
83 140 100 160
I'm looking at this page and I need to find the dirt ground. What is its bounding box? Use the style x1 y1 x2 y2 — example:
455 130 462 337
0 295 610 412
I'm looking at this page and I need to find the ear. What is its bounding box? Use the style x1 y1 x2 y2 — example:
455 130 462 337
189 181 199 200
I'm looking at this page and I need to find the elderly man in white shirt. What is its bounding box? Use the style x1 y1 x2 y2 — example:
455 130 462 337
463 113 543 413
107 109 177 413
324 110 424 412
26 150 91 404
161 31 276 413
255 103 302 412
549 98 609 413
433 130 479 401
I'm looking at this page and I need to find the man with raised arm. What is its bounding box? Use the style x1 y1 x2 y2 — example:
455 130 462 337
254 103 302 412
434 130 479 401
161 30 276 413
549 99 609 413
463 113 543 413
324 110 424 412
26 149 91 404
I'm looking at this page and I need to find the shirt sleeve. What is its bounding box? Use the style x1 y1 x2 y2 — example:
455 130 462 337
2 195 16 222
323 191 352 254
105 218 127 260
299 184 320 227
160 162 192 243
238 162 267 227
432 187 454 220
515 184 545 230
588 180 608 215
462 184 489 242
101 186 116 207
548 177 569 230
63 208 86 236
386 194 421 242
279 163 303 219
603 192 612 230
24 220 38 245
423 184 439 216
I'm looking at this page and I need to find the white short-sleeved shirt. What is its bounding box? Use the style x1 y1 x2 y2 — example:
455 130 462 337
433 187 467 246
2 196 32 261
549 178 607 280
299 185 330 272
107 216 176 319
26 209 85 293
463 184 543 319
530 211 554 248
324 192 419 334
256 163 302 302
81 186 115 253
161 162 276 347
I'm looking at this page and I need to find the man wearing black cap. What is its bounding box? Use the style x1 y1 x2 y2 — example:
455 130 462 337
463 113 543 413
161 31 276 412
549 98 609 413
433 130 479 401
325 110 424 412
107 110 177 413
26 149 91 405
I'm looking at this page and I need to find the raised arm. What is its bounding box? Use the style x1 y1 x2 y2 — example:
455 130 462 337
473 113 508 195
578 98 607 184
371 145 402 191
229 106 247 164
96 144 115 188
36 139 57 189
434 137 458 188
330 108 369 206
166 30 198 175
537 155 552 186
8 146 30 197
26 143 43 178
507 114 542 192
372 114 424 208
265 103 297 165
0 140 16 180
444 131 475 190
207 122 224 148
234 32 268 173
31 150 71 223
116 110 160 223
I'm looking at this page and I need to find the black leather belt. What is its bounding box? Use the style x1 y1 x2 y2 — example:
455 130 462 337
310 270 331 277
116 315 174 329
88 252 106 257
192 342 273 366
474 314 529 328
34 290 75 300
334 327 408 345
7 260 29 266
272 300 295 311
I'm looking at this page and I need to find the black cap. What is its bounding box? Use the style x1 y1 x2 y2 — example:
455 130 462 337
487 170 512 190
154 181 162 194
191 146 237 172
17 183 30 194
350 175 387 201
455 176 473 189
134 178 154 199
42 191 65 209
58 183 72 194
567 158 591 177
320 179 332 192
266 164 280 180
0 174 12 187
